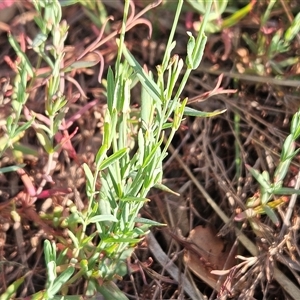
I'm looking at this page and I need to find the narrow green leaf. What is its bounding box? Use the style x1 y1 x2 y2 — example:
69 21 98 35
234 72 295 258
83 163 94 192
222 1 254 29
52 98 68 114
81 232 98 247
260 190 270 205
51 296 82 300
153 183 180 196
97 281 129 300
246 165 270 189
186 32 195 68
34 123 52 136
88 215 118 223
184 106 227 117
0 164 26 174
32 32 47 48
273 187 300 195
263 205 280 226
280 134 295 160
284 12 300 43
27 290 46 300
47 261 57 283
141 72 155 126
167 57 184 99
122 45 161 104
189 0 212 69
120 202 129 230
107 166 122 198
49 266 75 297
120 196 149 202
142 138 163 168
65 59 100 71
98 148 128 170
95 143 108 169
44 240 55 265
191 33 207 69
67 230 79 248
13 143 39 156
56 247 69 266
104 237 141 243
8 34 34 78
137 129 145 166
274 159 292 185
14 118 35 137
242 32 258 54
134 217 166 227
107 67 115 112
36 128 53 153
59 0 81 7
1 277 25 300
291 110 300 139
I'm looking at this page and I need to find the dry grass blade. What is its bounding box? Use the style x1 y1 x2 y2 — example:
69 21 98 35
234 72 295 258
197 64 300 88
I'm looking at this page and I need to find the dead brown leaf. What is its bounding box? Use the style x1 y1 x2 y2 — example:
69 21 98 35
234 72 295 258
184 225 236 291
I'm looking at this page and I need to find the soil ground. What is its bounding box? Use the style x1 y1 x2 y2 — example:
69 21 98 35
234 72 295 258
0 1 300 299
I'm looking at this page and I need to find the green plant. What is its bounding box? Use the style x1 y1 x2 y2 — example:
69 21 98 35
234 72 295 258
73 0 110 29
210 109 300 298
235 109 300 236
0 0 233 298
47 0 223 297
242 0 300 76
187 0 255 33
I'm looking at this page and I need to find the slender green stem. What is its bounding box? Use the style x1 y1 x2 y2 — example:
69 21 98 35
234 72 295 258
115 0 130 79
161 0 183 71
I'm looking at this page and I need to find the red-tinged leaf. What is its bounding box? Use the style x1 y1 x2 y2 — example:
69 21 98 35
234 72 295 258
37 188 72 199
16 168 36 196
234 208 256 221
61 99 98 130
55 128 78 159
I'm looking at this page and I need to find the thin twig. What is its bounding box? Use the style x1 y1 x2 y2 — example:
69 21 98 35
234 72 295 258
279 169 300 238
147 232 205 300
197 65 300 88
